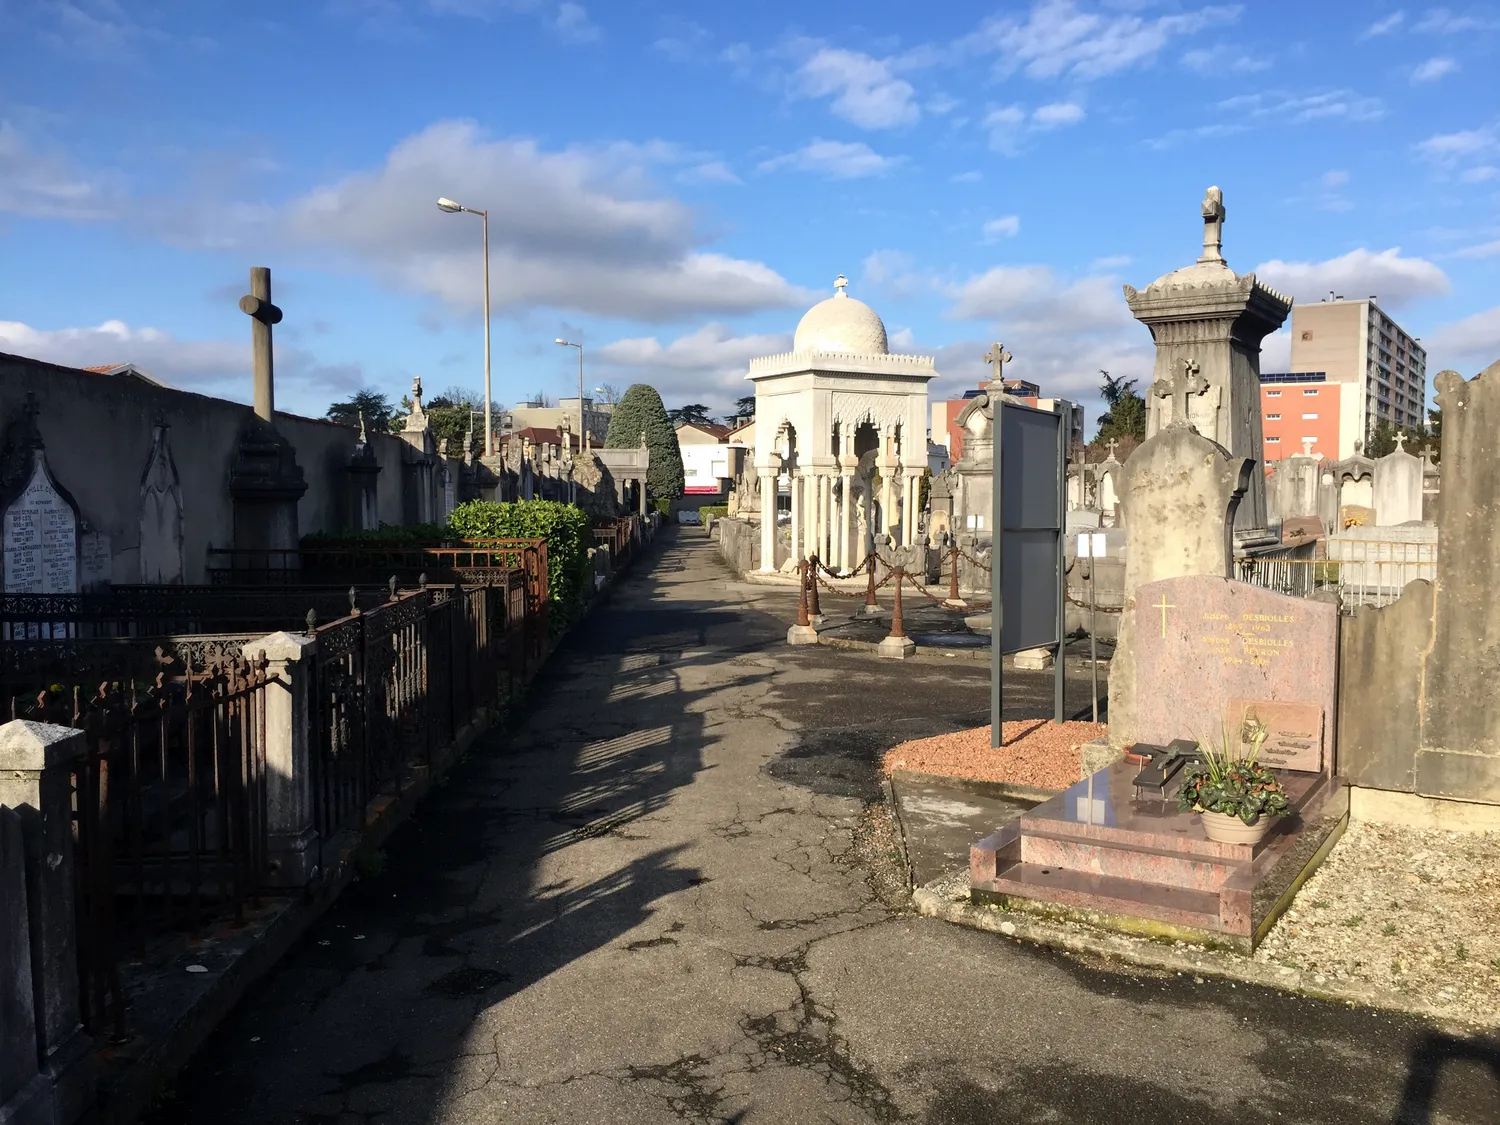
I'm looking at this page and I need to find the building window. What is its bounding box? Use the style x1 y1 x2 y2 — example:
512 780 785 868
1267 390 1281 398
1301 412 1318 420
1301 437 1316 445
1303 389 1318 396
1266 437 1280 444
1267 413 1281 420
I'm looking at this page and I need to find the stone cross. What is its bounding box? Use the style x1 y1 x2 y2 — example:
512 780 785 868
1153 593 1176 639
1151 357 1207 430
834 274 849 296
1106 438 1119 460
238 266 283 423
1302 437 1315 456
1395 431 1407 453
983 342 1012 389
1199 186 1226 264
410 375 424 415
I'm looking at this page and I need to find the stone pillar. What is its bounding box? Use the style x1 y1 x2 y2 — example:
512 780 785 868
878 443 897 540
638 477 648 516
789 472 803 562
1 804 46 1125
1123 187 1290 546
244 633 319 887
902 472 919 546
757 460 779 573
836 463 852 573
0 722 94 1125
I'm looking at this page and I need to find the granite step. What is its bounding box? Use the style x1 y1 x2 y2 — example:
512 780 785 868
980 858 1225 931
1019 826 1240 893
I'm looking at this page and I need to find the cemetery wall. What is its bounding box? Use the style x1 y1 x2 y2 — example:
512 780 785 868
0 353 414 584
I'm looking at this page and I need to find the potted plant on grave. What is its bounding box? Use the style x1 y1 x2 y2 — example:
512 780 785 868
1178 714 1290 846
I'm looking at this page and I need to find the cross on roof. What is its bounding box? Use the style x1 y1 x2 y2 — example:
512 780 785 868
1395 431 1408 453
1199 186 1226 265
834 274 849 296
983 342 1012 388
1152 357 1207 429
1106 438 1119 459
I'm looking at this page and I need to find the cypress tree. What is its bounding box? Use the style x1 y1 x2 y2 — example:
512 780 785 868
604 383 685 501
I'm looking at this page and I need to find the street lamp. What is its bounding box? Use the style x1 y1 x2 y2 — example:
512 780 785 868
437 197 493 457
555 338 587 450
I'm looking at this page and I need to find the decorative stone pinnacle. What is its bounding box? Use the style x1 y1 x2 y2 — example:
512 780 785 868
1199 185 1226 265
834 274 848 296
411 375 424 414
1395 431 1407 453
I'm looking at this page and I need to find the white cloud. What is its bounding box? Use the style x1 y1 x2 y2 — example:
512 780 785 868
982 215 1021 241
334 0 602 43
553 2 600 43
1322 169 1350 188
1412 56 1459 82
595 323 792 410
1181 45 1271 73
757 139 902 179
970 0 1240 81
0 120 123 221
1461 165 1499 182
1220 89 1384 123
0 319 362 399
946 265 1131 336
1414 7 1499 33
1089 254 1131 270
1032 101 1086 128
1428 307 1500 372
1261 328 1292 373
1454 239 1500 259
951 170 983 183
270 120 807 321
1360 11 1405 37
984 101 1085 153
793 47 919 129
1254 248 1450 308
1416 125 1498 165
678 160 741 185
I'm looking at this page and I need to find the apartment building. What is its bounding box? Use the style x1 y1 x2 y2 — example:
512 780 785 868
1260 296 1427 462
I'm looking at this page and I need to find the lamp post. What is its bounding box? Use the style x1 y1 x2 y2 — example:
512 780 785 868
555 338 587 450
437 197 493 457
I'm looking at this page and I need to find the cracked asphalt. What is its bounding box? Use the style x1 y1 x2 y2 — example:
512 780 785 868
151 528 1500 1124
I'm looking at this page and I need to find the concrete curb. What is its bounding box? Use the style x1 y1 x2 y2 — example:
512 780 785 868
888 769 1058 805
912 875 1499 1032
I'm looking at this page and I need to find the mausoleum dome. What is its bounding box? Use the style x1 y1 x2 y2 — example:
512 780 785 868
793 276 889 355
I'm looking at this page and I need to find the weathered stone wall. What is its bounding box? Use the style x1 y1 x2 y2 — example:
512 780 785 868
716 517 758 574
0 353 424 584
1337 363 1500 805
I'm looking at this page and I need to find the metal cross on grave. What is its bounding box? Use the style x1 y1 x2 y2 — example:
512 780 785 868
238 266 283 423
984 342 1012 390
1151 357 1207 431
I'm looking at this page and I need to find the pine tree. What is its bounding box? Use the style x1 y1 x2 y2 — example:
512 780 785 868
1093 370 1146 444
605 384 685 501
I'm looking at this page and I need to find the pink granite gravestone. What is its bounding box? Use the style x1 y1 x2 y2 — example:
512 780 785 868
1132 576 1337 772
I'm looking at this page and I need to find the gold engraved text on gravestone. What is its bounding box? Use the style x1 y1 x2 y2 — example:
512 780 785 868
1195 609 1297 667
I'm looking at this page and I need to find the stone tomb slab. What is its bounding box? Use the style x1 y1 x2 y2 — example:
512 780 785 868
1133 576 1335 772
1226 697 1322 772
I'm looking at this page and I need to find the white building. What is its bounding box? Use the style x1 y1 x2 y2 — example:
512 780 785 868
748 276 936 574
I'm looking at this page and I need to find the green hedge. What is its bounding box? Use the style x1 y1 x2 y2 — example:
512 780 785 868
698 505 728 520
447 500 592 632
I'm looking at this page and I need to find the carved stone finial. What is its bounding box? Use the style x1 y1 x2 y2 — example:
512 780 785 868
834 274 849 296
1106 438 1119 460
1395 431 1407 453
411 376 424 415
357 409 368 442
1199 186 1226 265
983 342 1012 389
1302 437 1315 456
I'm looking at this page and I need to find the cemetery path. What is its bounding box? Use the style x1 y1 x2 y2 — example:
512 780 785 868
153 529 1499 1125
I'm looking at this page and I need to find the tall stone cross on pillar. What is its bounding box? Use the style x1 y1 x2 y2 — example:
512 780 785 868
239 266 284 423
983 342 1012 391
1152 357 1207 431
1198 186 1226 265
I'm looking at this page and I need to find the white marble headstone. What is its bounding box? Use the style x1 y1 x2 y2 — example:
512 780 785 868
3 452 79 594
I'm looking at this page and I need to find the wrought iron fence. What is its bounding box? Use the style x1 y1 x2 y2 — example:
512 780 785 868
592 516 640 569
9 657 272 1038
1234 539 1438 612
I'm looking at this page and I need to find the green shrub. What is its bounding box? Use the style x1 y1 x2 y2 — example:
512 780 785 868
447 500 592 631
653 496 671 517
698 505 729 520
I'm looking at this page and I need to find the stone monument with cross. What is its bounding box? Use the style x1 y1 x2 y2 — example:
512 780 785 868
950 342 1016 538
228 266 307 571
1124 186 1290 546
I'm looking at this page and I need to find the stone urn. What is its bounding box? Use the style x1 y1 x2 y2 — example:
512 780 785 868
1199 811 1274 847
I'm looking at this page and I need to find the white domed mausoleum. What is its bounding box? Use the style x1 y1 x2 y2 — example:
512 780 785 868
748 276 937 574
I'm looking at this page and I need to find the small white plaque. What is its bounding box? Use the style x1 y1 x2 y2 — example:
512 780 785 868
3 453 78 594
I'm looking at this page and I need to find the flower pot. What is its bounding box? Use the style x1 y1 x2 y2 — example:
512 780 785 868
1199 810 1274 847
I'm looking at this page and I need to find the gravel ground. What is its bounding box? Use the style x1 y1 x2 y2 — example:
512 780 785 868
882 720 1106 790
1253 822 1500 1026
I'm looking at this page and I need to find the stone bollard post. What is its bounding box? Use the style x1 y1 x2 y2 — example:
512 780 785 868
806 555 823 624
878 569 916 659
860 550 882 617
787 560 819 646
0 721 96 1125
944 543 967 608
244 632 320 887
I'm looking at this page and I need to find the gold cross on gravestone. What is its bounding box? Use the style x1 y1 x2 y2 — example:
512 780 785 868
984 342 1012 390
1152 357 1206 431
1154 593 1175 638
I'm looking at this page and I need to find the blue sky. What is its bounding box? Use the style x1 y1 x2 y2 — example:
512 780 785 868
2 1 1498 429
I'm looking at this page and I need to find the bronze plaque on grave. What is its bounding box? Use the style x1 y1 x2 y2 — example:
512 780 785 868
1226 698 1323 772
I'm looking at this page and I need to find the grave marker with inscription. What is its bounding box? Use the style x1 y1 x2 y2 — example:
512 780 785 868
1132 575 1336 772
3 450 80 594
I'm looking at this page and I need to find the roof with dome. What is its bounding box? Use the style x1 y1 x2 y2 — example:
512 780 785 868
792 275 889 355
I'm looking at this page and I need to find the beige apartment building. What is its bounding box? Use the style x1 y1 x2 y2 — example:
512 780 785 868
1265 296 1427 462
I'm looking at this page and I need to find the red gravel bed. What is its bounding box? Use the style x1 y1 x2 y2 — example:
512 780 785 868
882 721 1106 791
